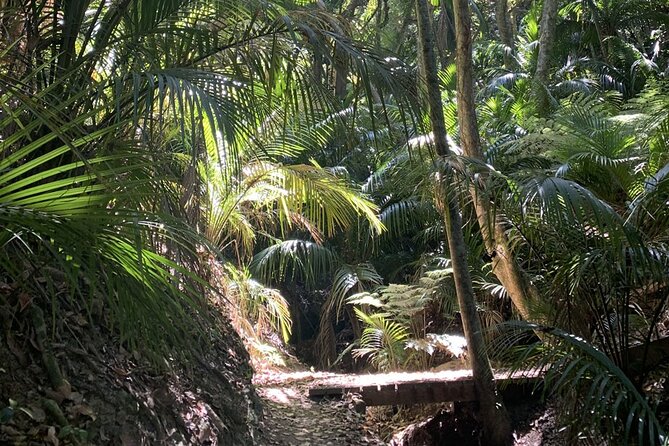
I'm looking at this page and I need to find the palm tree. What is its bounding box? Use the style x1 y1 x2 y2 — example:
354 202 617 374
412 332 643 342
496 0 517 70
0 0 421 361
483 86 669 444
533 0 560 114
566 0 669 87
416 0 512 443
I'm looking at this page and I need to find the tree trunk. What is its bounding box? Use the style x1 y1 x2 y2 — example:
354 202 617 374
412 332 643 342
533 0 559 115
495 0 516 70
451 0 541 323
313 52 324 85
584 0 608 61
415 1 513 444
334 52 348 100
394 2 415 54
332 0 365 101
435 1 455 68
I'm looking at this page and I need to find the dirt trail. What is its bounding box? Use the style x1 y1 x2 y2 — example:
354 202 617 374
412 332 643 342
255 371 386 445
253 369 562 446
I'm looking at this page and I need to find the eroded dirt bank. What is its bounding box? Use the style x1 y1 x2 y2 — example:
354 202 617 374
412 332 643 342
0 304 261 445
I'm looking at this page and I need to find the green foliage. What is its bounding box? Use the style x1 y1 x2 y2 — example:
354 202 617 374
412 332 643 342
251 240 341 288
0 0 419 364
316 262 384 366
221 266 293 343
0 64 211 357
494 322 667 445
474 85 669 444
353 307 410 371
344 265 467 370
2 2 668 444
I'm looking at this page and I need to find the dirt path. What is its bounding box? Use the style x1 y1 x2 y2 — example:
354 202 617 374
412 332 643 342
252 370 563 446
255 371 386 445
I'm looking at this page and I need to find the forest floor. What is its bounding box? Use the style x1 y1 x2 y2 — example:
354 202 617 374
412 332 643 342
253 369 565 446
255 371 384 445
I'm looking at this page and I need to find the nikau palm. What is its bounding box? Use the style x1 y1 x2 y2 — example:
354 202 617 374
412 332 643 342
479 86 669 443
0 0 411 344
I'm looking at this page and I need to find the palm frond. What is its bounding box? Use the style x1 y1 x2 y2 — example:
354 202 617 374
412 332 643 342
494 321 666 445
353 307 410 371
250 239 340 288
221 265 292 343
315 262 383 367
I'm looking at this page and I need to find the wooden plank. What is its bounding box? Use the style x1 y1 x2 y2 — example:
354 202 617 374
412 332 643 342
309 375 541 407
309 379 478 405
359 380 478 406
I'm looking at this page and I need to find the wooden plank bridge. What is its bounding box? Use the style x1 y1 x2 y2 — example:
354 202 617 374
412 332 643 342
307 369 541 407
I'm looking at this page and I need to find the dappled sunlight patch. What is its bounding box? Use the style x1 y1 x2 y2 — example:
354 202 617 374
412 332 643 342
260 387 302 405
255 368 540 391
253 370 341 387
406 333 468 358
248 342 288 370
310 370 474 390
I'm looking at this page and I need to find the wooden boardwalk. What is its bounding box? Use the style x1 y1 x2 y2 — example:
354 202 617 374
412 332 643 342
308 369 541 407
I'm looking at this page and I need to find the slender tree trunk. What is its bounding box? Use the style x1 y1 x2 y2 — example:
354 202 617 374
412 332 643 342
333 0 365 100
415 1 512 444
533 0 559 115
452 0 541 323
435 1 454 68
495 0 516 70
394 3 415 54
584 0 608 61
334 53 348 100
